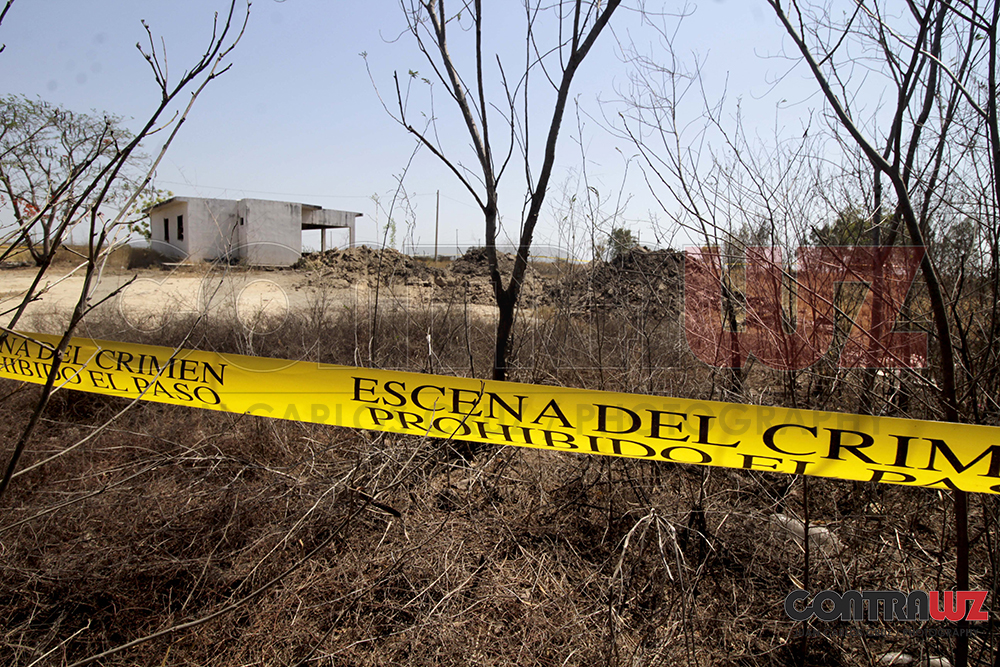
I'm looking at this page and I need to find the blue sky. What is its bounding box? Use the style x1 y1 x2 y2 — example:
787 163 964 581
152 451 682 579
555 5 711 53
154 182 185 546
1 0 814 255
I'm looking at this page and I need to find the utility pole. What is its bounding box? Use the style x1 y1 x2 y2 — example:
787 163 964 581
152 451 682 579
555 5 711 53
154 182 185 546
434 190 440 262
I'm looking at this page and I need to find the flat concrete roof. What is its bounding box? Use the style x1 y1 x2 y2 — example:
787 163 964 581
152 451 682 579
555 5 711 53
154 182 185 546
147 196 364 228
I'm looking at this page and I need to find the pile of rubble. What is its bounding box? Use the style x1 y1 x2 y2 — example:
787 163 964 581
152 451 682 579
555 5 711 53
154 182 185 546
295 246 442 288
552 247 684 318
452 247 563 307
293 245 682 314
450 246 515 277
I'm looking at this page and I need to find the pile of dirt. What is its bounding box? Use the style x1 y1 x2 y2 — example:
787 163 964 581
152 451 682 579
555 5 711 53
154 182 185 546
607 246 683 278
449 246 515 277
292 245 681 313
555 247 684 318
447 247 560 308
295 245 443 288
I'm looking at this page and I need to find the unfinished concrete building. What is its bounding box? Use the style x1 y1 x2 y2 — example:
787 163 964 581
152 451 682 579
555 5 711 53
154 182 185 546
148 196 361 266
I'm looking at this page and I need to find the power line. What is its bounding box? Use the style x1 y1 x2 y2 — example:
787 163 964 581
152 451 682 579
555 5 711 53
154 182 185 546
153 180 478 208
154 180 372 200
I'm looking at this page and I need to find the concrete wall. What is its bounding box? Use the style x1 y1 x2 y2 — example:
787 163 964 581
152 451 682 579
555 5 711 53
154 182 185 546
149 198 240 263
189 198 239 262
148 200 188 260
237 198 302 266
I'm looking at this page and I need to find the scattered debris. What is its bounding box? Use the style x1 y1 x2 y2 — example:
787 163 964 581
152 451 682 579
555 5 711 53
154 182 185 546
450 246 515 277
295 245 441 288
554 246 683 318
293 244 683 312
877 653 952 667
926 658 954 667
879 651 915 665
770 513 844 556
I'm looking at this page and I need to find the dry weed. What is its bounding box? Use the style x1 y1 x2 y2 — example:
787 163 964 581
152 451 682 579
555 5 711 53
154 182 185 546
1 274 998 666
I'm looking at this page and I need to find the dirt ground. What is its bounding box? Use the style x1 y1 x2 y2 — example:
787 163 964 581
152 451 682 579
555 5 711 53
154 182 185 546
4 265 343 334
1 247 520 334
3 244 685 338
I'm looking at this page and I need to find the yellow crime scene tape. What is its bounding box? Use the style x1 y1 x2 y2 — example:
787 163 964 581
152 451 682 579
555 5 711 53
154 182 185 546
3 331 1000 494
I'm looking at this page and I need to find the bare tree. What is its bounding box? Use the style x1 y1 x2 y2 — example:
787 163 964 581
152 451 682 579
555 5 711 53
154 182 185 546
0 1 250 501
382 0 622 381
616 18 836 403
621 2 999 665
760 3 1000 665
0 0 12 53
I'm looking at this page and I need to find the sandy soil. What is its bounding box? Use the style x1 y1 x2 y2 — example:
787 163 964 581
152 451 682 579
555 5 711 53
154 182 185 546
2 245 678 335
1 264 498 335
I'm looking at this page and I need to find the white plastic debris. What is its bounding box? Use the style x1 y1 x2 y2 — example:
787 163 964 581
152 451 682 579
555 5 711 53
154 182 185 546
875 653 952 667
925 657 952 667
770 513 844 556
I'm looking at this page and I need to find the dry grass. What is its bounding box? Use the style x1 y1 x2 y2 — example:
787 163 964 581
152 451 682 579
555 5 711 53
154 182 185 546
1 244 133 270
2 261 998 666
